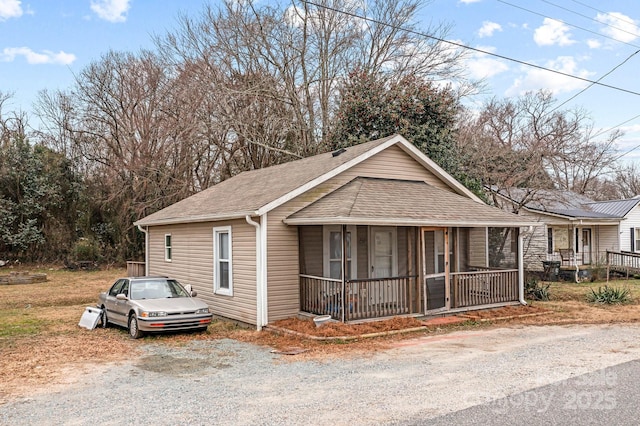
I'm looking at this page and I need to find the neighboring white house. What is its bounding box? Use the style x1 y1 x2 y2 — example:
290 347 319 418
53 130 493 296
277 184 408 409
489 188 640 271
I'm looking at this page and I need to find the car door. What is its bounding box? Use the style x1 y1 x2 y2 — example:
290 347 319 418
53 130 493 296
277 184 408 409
111 279 131 325
102 280 124 326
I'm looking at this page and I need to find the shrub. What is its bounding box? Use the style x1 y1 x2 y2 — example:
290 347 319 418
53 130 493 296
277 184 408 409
70 238 101 262
525 278 550 301
586 286 631 305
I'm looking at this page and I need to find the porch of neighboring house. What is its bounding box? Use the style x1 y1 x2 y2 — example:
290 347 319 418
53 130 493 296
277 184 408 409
297 225 522 322
543 224 617 280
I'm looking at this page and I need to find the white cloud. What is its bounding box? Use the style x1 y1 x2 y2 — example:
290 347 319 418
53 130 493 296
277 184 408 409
1 47 76 64
534 18 575 46
478 21 502 38
0 0 22 21
597 12 639 43
465 46 509 79
90 0 130 23
506 56 592 96
587 39 602 49
459 0 482 4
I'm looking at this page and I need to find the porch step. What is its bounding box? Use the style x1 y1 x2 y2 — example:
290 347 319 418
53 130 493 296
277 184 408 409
420 316 467 327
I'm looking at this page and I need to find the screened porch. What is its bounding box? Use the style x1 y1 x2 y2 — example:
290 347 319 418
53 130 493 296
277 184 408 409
297 225 522 322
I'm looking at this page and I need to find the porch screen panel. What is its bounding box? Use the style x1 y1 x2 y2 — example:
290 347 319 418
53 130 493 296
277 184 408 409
299 226 322 276
373 230 393 278
329 229 352 279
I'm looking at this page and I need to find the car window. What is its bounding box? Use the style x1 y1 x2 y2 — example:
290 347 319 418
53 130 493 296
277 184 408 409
108 280 124 297
167 280 189 297
119 281 130 297
128 279 189 299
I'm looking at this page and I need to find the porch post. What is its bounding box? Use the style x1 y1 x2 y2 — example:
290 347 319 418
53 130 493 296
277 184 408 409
518 226 528 306
341 224 347 322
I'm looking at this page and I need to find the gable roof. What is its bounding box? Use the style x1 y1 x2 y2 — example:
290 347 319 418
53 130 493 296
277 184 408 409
286 177 536 227
135 135 481 226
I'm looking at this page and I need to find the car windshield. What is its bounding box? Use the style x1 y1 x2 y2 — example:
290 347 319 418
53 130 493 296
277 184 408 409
129 279 190 300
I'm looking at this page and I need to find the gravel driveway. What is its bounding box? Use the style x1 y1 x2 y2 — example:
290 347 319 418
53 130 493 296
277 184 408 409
3 323 640 425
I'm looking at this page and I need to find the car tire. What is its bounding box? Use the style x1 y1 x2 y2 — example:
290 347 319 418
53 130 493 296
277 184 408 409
128 314 143 339
100 307 109 328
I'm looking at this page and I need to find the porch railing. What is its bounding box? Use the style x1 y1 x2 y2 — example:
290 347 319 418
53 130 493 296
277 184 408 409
451 269 519 308
607 251 640 275
299 274 417 321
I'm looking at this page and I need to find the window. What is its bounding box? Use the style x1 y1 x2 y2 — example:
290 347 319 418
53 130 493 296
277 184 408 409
635 228 640 253
323 226 357 280
214 226 233 295
547 228 553 254
164 234 172 262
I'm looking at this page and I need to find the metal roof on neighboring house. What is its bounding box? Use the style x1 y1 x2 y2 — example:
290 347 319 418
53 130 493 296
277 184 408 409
586 198 640 218
286 177 537 227
489 186 628 220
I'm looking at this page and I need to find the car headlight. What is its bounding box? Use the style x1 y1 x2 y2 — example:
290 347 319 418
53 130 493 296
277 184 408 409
140 311 167 318
195 308 210 314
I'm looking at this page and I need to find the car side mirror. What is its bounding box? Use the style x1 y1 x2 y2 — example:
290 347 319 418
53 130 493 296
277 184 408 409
191 290 197 297
116 293 128 300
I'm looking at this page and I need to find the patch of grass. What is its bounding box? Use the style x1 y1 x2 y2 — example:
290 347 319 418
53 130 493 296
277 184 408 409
586 286 632 305
0 310 42 337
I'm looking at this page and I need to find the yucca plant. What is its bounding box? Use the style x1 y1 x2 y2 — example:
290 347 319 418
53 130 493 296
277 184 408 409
586 286 631 304
525 278 551 301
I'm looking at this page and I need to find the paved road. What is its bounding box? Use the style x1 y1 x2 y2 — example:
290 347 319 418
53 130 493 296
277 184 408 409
413 359 640 425
2 324 640 425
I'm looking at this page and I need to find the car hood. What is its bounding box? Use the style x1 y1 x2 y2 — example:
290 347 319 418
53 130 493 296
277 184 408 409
133 297 209 313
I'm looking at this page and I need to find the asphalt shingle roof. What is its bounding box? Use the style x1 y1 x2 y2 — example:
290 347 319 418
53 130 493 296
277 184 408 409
136 136 395 226
287 177 535 227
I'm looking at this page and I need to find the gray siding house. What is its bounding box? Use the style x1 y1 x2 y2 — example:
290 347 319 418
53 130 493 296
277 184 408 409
135 135 535 329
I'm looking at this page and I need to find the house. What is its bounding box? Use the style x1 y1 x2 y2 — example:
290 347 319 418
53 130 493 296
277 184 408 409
134 135 536 329
489 187 640 273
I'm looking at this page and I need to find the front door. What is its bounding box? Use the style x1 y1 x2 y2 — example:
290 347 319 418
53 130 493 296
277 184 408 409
423 228 449 312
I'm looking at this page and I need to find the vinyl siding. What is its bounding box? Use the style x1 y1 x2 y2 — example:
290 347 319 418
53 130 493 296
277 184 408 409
341 145 452 190
597 225 619 255
147 219 257 325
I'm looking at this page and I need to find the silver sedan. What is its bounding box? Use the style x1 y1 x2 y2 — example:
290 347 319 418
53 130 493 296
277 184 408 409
97 277 213 338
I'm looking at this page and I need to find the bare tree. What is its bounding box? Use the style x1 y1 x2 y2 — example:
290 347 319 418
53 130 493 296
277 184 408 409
458 91 621 210
155 0 470 156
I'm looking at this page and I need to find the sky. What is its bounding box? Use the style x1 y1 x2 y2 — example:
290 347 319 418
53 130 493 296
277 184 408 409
1 0 640 163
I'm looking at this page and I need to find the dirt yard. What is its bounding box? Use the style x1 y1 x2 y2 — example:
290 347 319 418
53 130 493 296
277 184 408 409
1 265 640 403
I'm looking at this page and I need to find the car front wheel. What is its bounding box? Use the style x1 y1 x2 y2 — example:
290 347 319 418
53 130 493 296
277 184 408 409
100 307 109 328
128 314 143 339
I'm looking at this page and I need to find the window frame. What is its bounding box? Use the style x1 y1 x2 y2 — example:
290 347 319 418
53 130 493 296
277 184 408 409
213 226 233 296
164 234 172 262
547 227 553 255
635 228 640 253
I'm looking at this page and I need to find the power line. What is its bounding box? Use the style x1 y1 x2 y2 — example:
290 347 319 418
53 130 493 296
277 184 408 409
302 0 640 97
550 49 640 114
568 0 638 27
593 113 640 140
538 0 640 42
497 0 640 49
